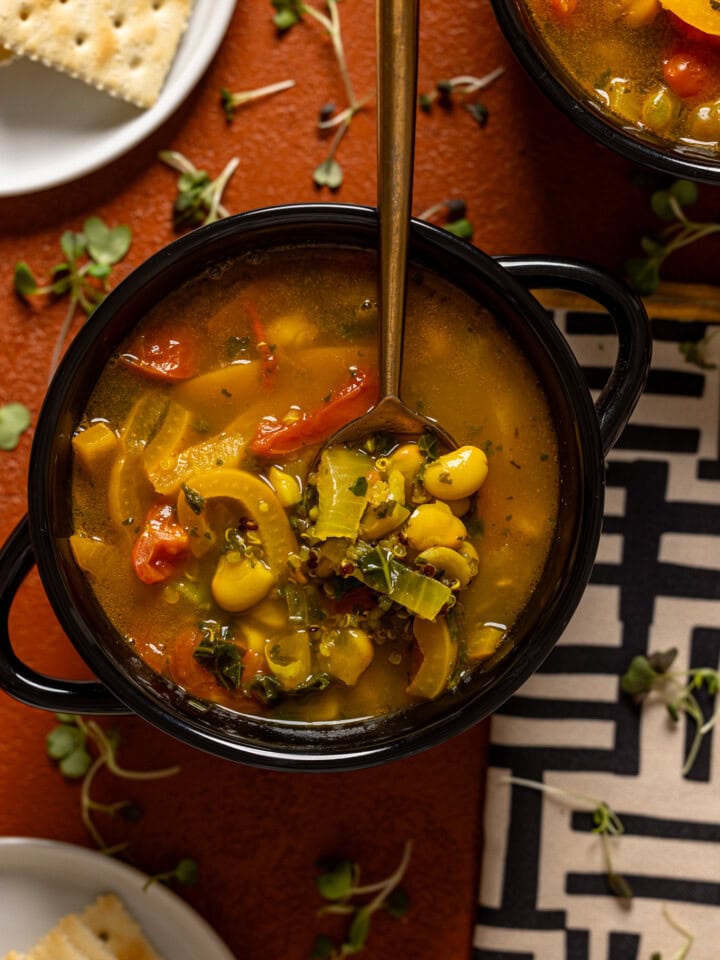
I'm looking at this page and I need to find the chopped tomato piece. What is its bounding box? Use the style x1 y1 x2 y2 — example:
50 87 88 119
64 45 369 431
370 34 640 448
122 326 198 381
245 300 278 388
250 367 379 456
131 503 190 584
549 0 577 15
663 48 714 97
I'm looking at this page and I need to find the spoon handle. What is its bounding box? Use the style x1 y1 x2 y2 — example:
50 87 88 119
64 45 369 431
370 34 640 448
376 0 419 400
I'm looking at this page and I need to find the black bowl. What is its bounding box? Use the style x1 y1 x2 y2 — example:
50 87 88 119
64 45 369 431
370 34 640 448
0 204 651 771
491 0 720 184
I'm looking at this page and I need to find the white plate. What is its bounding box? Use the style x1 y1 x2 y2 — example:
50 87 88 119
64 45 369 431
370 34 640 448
0 0 236 197
0 836 236 958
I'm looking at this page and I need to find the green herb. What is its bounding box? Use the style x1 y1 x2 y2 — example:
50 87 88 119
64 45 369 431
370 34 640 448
14 216 132 378
220 78 295 122
349 476 368 497
46 714 179 855
313 841 413 958
650 905 695 960
418 69 503 119
270 0 372 190
503 777 632 904
193 621 243 689
621 648 719 776
143 856 199 891
679 331 718 370
0 402 31 451
418 198 473 240
159 150 239 230
250 673 282 704
625 179 720 296
181 482 206 515
417 432 439 461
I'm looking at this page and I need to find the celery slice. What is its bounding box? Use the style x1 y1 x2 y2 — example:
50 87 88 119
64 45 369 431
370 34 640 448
313 446 371 540
354 544 452 620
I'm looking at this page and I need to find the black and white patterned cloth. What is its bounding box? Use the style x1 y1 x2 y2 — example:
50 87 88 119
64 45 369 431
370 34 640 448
474 310 720 960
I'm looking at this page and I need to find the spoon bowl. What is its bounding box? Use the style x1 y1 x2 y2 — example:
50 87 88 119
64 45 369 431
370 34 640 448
317 0 457 461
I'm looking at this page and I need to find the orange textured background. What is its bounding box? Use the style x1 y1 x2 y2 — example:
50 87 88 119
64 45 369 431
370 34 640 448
0 2 716 959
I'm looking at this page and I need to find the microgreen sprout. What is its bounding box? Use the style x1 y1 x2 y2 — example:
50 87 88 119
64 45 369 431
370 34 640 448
13 216 132 379
143 856 200 891
159 150 239 230
311 840 412 958
418 198 473 240
46 714 180 856
272 0 372 190
650 905 695 960
503 777 632 904
625 179 720 296
220 78 296 123
418 69 504 126
621 648 719 776
0 402 31 451
678 330 718 371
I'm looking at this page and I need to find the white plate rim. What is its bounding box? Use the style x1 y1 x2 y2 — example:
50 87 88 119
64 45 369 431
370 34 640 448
0 835 236 959
0 0 236 197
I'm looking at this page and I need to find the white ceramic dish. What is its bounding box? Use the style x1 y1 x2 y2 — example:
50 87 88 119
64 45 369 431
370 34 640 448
0 836 236 959
0 0 236 197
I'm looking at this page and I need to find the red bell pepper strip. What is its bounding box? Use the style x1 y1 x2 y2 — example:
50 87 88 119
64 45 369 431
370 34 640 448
249 367 379 456
131 503 190 584
245 300 278 388
122 325 198 382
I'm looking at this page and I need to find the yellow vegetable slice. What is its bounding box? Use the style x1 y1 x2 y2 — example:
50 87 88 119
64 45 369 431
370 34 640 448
143 401 192 476
176 467 298 577
657 0 720 35
149 433 247 496
466 623 506 662
120 394 169 453
108 454 152 533
173 361 258 431
72 421 118 474
407 616 458 700
69 534 114 583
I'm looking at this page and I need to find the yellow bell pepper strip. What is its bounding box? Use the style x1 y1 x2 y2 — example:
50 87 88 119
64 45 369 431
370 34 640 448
143 401 192 476
249 367 378 456
660 1 720 37
69 534 114 582
176 467 298 578
108 395 169 533
148 432 247 496
406 616 458 699
313 446 372 541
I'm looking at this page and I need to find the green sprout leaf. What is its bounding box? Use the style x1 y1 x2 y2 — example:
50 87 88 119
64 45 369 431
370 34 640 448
679 334 718 371
159 151 239 230
317 858 355 901
444 218 474 240
143 856 199 891
620 653 660 696
59 745 93 779
345 907 370 953
0 402 31 451
271 0 304 29
313 157 343 190
46 724 85 760
13 262 38 298
84 216 132 266
311 934 336 959
383 887 410 919
13 217 132 381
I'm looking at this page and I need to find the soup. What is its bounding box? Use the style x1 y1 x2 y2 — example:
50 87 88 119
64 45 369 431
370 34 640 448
523 0 720 146
70 247 559 722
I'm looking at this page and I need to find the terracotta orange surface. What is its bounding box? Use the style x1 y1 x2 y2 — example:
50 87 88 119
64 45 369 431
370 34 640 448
0 2 715 959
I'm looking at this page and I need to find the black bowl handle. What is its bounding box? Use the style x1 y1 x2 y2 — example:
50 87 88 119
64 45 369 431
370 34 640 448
0 517 128 714
496 256 652 456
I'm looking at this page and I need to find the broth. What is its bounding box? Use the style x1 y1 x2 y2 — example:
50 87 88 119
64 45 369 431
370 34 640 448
70 246 559 722
523 0 720 147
